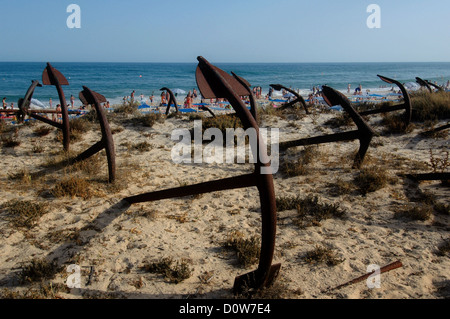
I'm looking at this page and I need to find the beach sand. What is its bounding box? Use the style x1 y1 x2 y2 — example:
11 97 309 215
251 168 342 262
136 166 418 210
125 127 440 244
0 101 448 299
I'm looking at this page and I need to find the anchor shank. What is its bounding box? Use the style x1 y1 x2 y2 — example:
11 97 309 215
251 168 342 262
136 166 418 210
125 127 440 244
124 173 258 205
280 130 361 150
29 113 63 130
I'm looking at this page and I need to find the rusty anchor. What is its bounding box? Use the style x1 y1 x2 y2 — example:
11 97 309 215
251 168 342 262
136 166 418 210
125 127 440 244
124 56 280 294
74 86 116 183
416 77 445 93
358 75 412 127
14 63 78 152
269 84 309 114
280 85 375 169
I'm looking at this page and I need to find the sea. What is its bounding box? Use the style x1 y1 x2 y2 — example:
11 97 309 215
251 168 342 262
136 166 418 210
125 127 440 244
0 62 449 108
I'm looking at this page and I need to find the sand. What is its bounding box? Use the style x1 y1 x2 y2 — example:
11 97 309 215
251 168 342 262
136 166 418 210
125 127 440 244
0 101 448 300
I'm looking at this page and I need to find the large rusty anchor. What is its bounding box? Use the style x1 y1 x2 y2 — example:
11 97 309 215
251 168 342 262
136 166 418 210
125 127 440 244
74 87 116 183
280 86 375 169
416 77 445 93
125 56 280 294
14 64 74 151
358 75 412 127
269 84 309 114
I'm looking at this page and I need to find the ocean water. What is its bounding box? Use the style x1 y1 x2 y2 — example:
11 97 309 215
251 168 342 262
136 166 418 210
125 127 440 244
0 61 449 108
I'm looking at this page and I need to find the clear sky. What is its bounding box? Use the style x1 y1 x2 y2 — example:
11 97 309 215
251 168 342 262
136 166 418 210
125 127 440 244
0 0 449 63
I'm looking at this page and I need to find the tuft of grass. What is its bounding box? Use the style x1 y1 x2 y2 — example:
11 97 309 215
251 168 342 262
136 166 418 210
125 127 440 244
354 166 391 195
223 231 261 267
51 176 94 199
436 238 450 257
114 102 139 115
324 113 353 128
132 113 165 128
276 195 346 228
428 149 449 174
142 257 193 284
280 146 319 177
33 126 53 137
303 245 344 266
2 200 48 229
393 204 433 221
2 136 21 148
381 113 414 134
18 258 61 284
327 178 355 196
122 141 154 153
72 154 102 177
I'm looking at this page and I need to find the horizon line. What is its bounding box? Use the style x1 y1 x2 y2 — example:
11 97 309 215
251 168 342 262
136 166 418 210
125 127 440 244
1 61 450 64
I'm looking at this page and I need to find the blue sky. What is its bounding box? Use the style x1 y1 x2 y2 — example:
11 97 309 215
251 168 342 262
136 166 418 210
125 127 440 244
0 0 449 62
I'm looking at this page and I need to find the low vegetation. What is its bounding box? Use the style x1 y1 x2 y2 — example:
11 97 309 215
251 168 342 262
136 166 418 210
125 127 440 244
2 200 48 229
303 245 344 266
142 257 193 284
411 91 450 122
276 195 346 228
223 231 261 267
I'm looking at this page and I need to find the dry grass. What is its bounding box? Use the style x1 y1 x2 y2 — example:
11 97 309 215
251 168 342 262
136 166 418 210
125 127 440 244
411 91 450 122
381 113 414 134
2 200 48 229
2 136 21 148
141 257 193 284
18 258 61 284
130 113 165 128
223 231 261 267
33 126 53 137
303 245 344 266
393 204 433 221
279 146 320 177
353 165 392 195
51 176 95 199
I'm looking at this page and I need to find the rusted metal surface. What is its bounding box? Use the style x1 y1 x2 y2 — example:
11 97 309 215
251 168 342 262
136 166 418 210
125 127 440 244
41 63 71 151
73 86 116 183
16 80 42 123
231 71 258 122
160 87 179 115
359 75 412 126
125 56 280 294
198 105 216 117
270 84 309 114
331 260 403 291
280 85 375 169
415 77 433 93
416 77 444 92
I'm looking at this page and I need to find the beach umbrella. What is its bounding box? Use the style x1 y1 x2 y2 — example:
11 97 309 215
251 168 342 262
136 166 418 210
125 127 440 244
173 89 186 95
283 92 295 99
30 98 46 109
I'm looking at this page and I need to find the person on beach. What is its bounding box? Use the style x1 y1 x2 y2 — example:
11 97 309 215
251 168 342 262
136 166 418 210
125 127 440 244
184 91 193 108
131 90 135 104
149 93 154 105
56 104 62 123
160 91 167 105
348 84 351 94
70 95 75 108
193 88 198 99
49 98 53 109
2 97 7 109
